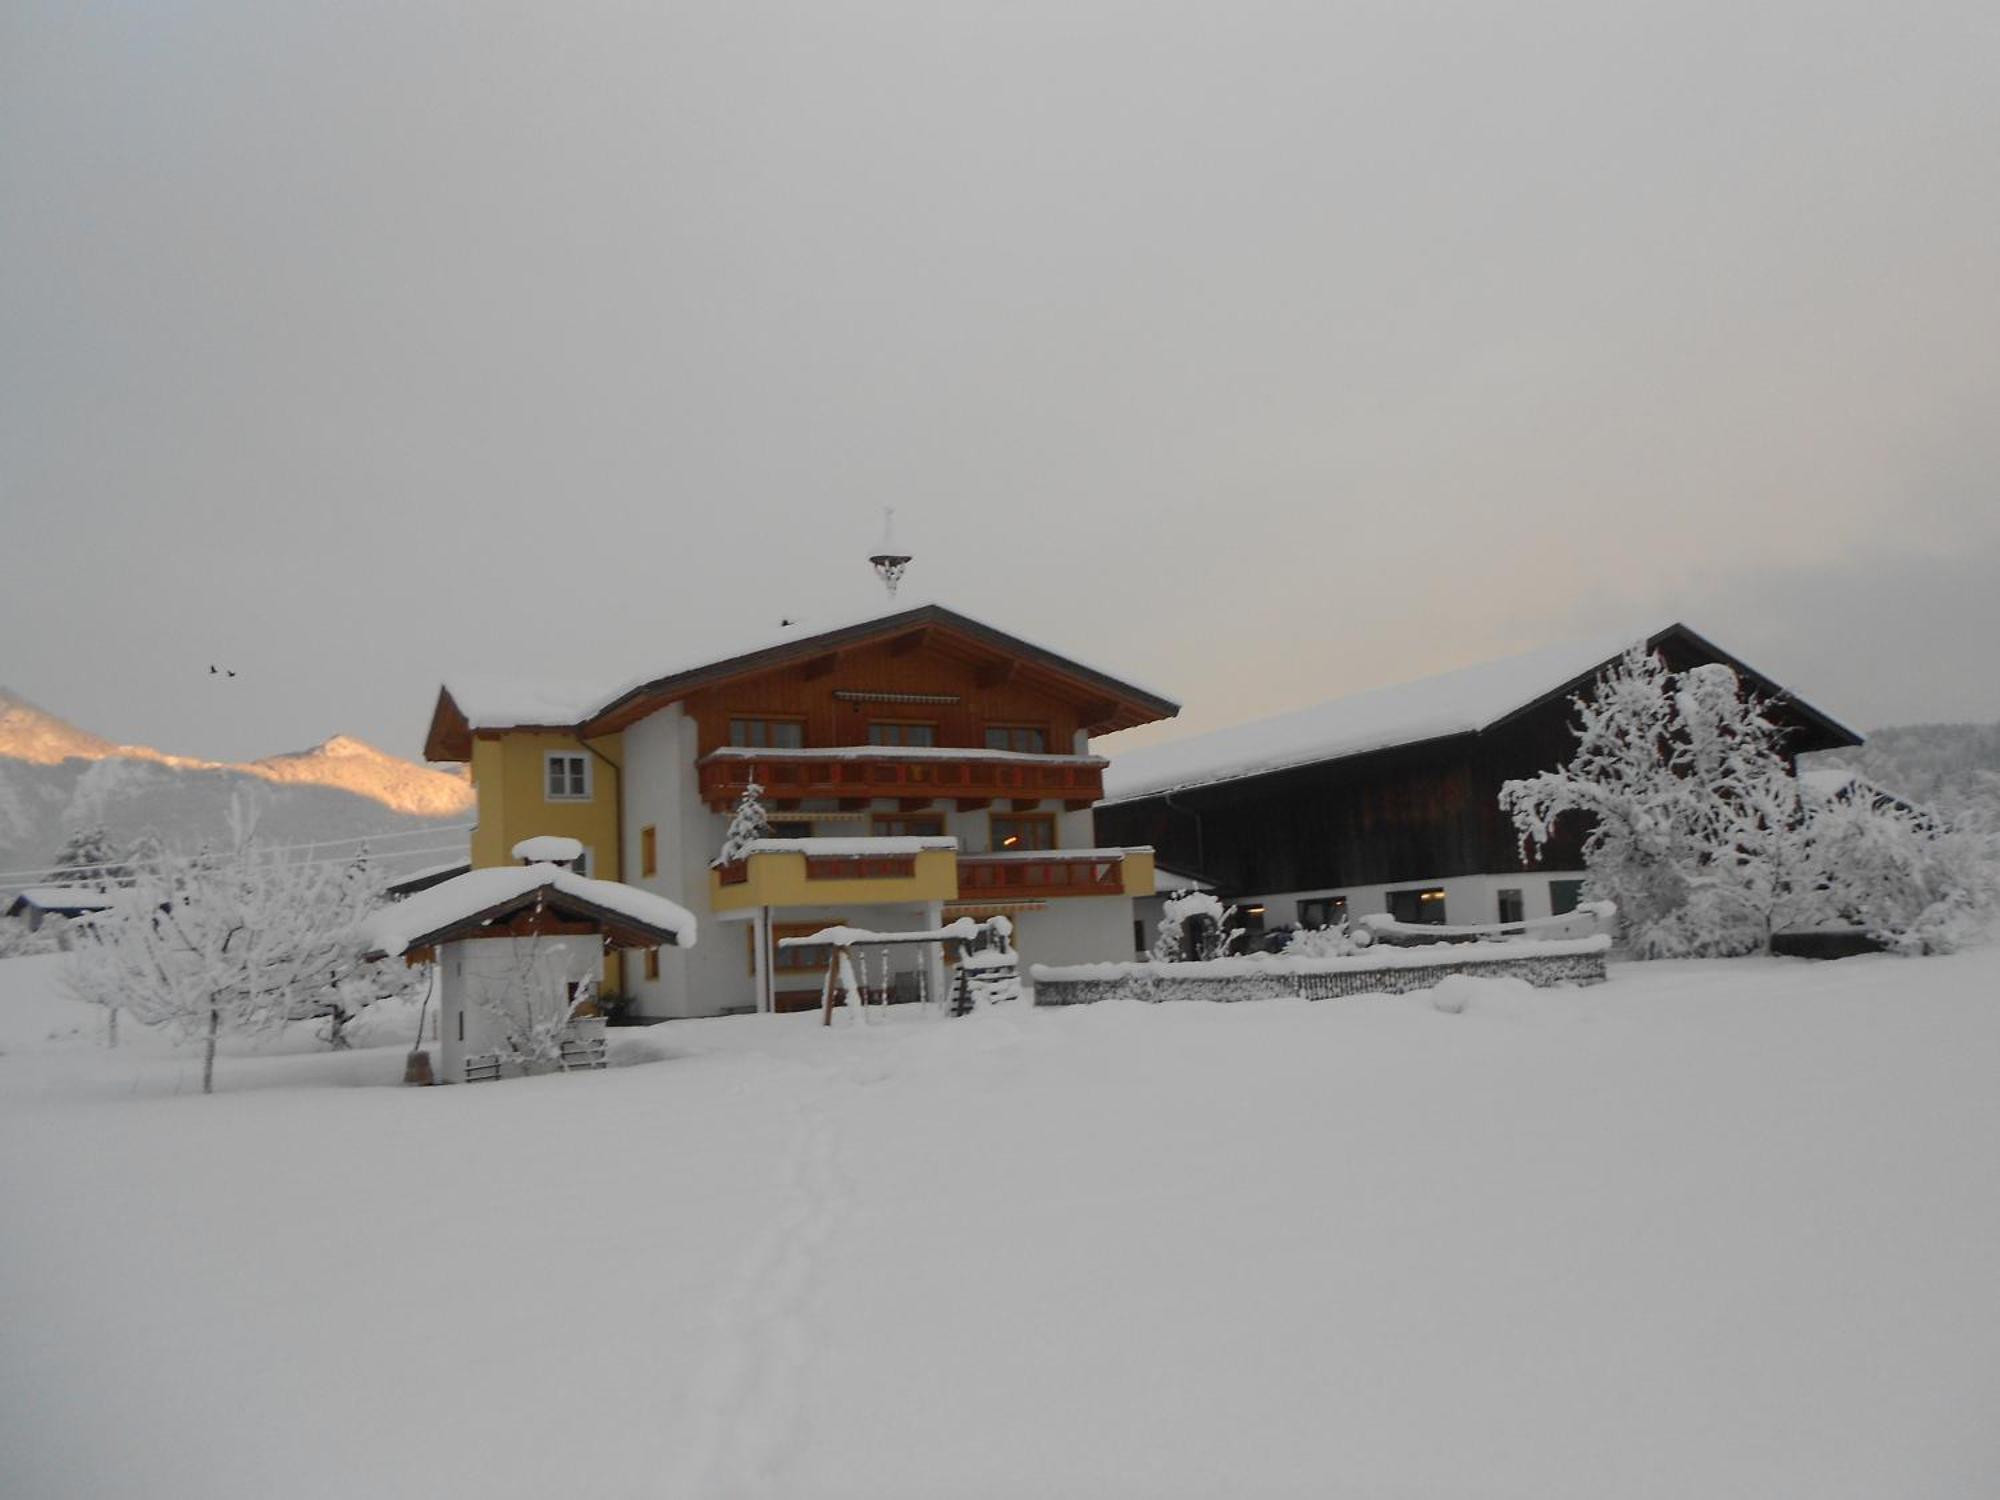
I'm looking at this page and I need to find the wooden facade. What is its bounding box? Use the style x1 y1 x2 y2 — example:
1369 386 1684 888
1095 627 1861 899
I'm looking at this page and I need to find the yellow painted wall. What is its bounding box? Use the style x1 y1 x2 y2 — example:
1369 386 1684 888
1118 848 1156 897
711 848 960 913
467 730 627 993
468 731 625 872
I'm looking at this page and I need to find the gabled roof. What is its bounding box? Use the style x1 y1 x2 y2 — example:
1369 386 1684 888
425 602 1179 759
359 863 698 959
1102 623 1861 805
4 885 124 918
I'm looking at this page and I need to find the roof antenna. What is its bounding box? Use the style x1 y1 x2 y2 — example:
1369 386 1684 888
868 505 912 600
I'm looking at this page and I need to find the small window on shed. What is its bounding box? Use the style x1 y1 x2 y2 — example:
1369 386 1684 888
1497 888 1525 925
1549 879 1585 916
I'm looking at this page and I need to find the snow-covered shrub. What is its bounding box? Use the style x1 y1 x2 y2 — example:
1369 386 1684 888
0 917 65 959
1285 921 1367 959
474 945 597 1071
65 835 397 1092
1151 890 1240 963
717 782 770 866
1807 790 1999 954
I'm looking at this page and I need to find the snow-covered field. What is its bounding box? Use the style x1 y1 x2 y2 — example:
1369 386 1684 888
2 950 1997 1498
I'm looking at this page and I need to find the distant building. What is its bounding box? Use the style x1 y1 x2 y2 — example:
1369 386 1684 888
1095 625 1861 938
3 885 120 932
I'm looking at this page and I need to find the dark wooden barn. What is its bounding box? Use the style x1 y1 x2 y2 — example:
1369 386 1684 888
1097 625 1860 930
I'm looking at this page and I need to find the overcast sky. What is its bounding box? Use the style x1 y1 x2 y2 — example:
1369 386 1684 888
3 1 1996 765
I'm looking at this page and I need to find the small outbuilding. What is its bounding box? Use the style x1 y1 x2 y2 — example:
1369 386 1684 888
361 841 697 1084
4 885 122 934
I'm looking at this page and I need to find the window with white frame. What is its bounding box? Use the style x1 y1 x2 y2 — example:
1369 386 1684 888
545 752 591 801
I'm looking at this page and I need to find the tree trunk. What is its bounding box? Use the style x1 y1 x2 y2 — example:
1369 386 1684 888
202 1004 219 1095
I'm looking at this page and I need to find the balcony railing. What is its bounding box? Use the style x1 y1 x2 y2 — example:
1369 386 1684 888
956 851 1129 898
804 854 917 881
698 746 1106 810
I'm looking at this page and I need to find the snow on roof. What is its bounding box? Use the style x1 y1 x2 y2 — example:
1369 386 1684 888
1102 629 1660 804
441 675 613 731
5 885 125 914
360 864 698 958
381 859 472 893
511 835 584 864
777 917 991 948
732 836 960 857
705 744 1105 766
443 600 1173 733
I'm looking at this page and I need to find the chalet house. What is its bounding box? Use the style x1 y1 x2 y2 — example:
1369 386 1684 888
422 604 1179 1017
1095 624 1860 941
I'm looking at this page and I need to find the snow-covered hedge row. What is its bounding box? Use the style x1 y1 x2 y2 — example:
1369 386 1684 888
1030 938 1611 1006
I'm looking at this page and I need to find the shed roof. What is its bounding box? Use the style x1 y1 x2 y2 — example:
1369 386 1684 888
360 863 698 959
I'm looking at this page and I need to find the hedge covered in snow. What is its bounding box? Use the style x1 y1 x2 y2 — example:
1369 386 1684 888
1029 937 1611 1006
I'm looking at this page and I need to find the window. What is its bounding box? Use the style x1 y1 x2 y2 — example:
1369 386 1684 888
984 725 1048 754
729 717 804 749
644 947 660 981
570 847 592 879
868 721 936 747
1497 888 1525 925
990 812 1055 851
545 752 590 801
1550 879 1585 916
640 825 658 878
1387 887 1447 925
1297 895 1348 929
872 813 944 839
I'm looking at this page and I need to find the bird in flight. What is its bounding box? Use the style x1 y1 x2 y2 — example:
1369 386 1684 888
209 665 238 678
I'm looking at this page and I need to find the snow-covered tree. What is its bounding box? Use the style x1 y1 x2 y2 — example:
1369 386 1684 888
474 941 597 1070
1501 648 1820 957
65 837 395 1091
1805 785 1999 954
718 781 770 865
1152 889 1240 962
50 826 129 889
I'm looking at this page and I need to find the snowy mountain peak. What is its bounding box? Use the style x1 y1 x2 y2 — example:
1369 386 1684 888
0 688 121 766
0 694 474 821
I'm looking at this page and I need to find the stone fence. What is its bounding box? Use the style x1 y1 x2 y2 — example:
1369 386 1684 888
1029 937 1611 1007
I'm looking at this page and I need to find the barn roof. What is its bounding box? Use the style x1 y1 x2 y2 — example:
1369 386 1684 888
1101 623 1861 805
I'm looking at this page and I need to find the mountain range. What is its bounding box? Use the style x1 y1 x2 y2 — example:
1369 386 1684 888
0 688 473 888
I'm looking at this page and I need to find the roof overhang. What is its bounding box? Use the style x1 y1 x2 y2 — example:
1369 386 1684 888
364 882 688 959
583 604 1178 738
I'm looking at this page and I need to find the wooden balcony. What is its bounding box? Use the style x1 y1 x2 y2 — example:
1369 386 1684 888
710 841 960 912
956 848 1154 900
698 747 1107 810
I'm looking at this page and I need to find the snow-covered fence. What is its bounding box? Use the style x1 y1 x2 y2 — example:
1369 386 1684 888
1357 901 1616 947
1029 937 1611 1007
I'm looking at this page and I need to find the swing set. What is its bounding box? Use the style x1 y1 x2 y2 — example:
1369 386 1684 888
776 916 1020 1026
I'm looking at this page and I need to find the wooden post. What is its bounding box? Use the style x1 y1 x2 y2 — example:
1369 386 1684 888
822 947 838 1027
